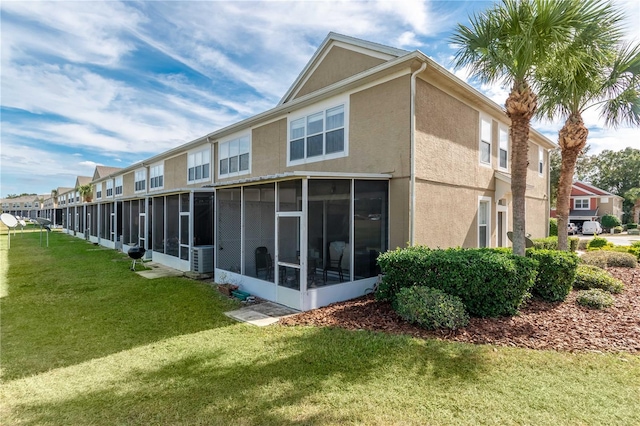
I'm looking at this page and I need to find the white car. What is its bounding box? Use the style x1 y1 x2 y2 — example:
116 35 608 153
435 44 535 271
582 221 603 235
567 223 578 235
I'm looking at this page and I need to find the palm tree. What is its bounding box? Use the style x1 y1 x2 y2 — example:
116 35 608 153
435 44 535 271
77 184 93 203
536 3 640 250
450 0 593 255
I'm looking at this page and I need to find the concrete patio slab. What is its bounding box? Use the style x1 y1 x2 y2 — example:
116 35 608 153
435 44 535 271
225 301 299 327
135 262 184 279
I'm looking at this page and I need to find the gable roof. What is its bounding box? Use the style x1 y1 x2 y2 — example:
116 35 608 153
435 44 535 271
75 176 92 187
92 166 122 181
573 181 620 198
278 32 408 105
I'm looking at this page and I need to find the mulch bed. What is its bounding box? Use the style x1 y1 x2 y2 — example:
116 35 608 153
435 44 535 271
280 267 640 353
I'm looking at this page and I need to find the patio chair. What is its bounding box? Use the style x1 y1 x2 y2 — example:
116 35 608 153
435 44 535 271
323 241 345 283
255 246 273 280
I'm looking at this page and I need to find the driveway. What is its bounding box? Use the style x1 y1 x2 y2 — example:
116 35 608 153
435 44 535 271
580 233 640 246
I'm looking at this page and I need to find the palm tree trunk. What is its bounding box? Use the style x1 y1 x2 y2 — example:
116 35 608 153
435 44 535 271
506 81 537 256
556 113 588 250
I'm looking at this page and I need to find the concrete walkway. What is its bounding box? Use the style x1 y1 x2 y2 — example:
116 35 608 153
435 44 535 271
135 262 185 279
225 301 299 327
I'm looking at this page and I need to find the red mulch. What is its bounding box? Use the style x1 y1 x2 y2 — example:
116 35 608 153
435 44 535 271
280 267 640 353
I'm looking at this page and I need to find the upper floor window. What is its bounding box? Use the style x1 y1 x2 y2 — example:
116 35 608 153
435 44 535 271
288 104 346 165
219 136 250 177
96 185 102 199
538 147 544 175
479 116 492 166
498 126 509 170
115 177 123 196
574 198 589 210
188 147 211 183
150 164 164 189
106 180 113 197
135 169 146 192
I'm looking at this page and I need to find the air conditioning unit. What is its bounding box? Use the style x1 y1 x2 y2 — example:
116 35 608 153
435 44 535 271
192 245 214 273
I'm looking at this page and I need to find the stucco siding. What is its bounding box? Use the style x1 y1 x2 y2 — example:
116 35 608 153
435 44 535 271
122 172 135 197
389 177 410 250
294 46 386 100
526 197 548 239
164 154 187 190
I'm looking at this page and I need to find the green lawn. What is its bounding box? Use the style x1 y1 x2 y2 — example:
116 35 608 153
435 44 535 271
2 228 639 425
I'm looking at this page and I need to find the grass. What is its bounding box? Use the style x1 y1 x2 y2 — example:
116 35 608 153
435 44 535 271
2 227 640 425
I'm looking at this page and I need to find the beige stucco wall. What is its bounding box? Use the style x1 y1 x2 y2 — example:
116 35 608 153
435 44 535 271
389 177 410 250
412 78 550 247
293 46 386 100
122 171 135 197
220 75 412 183
162 154 187 191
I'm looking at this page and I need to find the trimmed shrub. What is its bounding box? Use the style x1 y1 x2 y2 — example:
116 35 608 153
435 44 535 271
549 218 558 236
574 265 624 293
376 247 538 317
601 214 621 230
569 237 579 252
613 226 623 234
532 237 558 250
628 246 640 261
576 289 615 309
577 239 590 251
393 286 469 330
526 249 579 301
581 250 637 268
627 223 638 229
587 236 610 249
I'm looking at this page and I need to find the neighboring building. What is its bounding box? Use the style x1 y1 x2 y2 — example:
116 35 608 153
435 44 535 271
551 180 624 229
24 33 556 310
0 194 46 219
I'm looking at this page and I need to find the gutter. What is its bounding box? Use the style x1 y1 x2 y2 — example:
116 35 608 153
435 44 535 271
409 61 427 246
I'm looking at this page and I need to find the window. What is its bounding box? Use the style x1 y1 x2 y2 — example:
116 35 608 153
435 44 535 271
135 169 146 192
479 116 492 165
106 180 113 197
115 177 123 196
289 104 345 164
574 198 590 210
499 126 509 169
538 147 544 175
150 164 164 189
478 197 491 248
219 136 250 178
96 185 102 199
188 148 211 183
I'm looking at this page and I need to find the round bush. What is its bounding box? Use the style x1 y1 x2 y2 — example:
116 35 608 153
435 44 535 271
576 289 615 309
581 250 638 268
574 265 624 293
394 286 469 330
601 214 621 230
526 249 578 302
587 236 610 249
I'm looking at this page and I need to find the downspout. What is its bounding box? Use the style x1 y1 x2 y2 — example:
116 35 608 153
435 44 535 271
409 61 427 246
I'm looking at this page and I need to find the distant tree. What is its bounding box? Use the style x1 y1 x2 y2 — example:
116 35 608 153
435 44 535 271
623 187 640 223
601 214 621 230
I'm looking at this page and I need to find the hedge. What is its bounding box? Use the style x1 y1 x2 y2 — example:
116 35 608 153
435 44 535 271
526 249 579 301
376 247 538 317
531 236 579 252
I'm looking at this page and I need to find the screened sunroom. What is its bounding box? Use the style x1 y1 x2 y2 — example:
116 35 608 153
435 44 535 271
214 174 389 311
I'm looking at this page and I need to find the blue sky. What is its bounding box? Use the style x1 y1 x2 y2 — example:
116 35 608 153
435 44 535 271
1 0 639 197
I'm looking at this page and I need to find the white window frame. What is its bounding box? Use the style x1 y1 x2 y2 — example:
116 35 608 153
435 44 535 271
574 198 590 210
478 196 491 248
538 146 544 176
188 146 212 183
150 163 164 190
115 176 123 196
106 179 114 198
498 125 509 170
135 169 146 193
96 184 102 200
479 115 492 167
218 135 250 179
287 97 349 166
